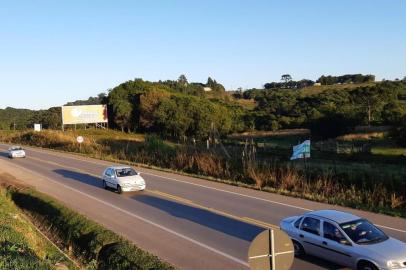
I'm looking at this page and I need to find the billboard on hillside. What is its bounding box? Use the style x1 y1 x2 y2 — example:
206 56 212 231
62 105 108 125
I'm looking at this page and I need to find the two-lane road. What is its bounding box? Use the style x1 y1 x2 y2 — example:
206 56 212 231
0 143 405 270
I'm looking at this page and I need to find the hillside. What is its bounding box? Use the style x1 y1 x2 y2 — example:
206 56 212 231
298 82 377 96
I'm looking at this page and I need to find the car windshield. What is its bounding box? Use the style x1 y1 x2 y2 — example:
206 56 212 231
115 168 137 177
340 219 388 245
11 147 22 151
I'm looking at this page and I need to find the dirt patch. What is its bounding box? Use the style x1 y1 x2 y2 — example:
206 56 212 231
0 172 30 190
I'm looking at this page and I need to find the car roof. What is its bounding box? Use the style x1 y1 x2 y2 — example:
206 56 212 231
306 210 361 224
108 165 133 170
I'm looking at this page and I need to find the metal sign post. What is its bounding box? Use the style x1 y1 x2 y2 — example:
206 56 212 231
77 136 84 152
248 228 294 270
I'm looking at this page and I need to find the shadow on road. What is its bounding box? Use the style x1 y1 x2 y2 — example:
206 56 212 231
134 194 263 242
293 255 347 270
0 151 10 158
51 168 346 269
53 169 102 188
134 194 347 269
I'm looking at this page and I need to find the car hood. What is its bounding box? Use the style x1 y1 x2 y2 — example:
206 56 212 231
360 237 406 261
280 215 299 229
282 216 299 223
117 175 145 184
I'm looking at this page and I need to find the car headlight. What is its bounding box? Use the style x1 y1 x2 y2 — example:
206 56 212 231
387 260 402 269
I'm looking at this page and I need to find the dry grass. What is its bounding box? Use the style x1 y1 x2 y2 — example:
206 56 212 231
1 129 405 217
337 132 385 141
299 82 376 96
229 129 309 139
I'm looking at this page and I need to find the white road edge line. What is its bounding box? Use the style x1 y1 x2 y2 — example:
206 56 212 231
249 254 270 259
2 144 406 234
249 251 294 260
2 160 249 268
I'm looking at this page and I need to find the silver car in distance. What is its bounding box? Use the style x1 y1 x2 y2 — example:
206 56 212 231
280 210 406 270
8 146 26 158
102 166 146 194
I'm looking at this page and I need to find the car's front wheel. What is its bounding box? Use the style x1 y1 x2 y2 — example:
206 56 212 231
292 240 305 257
117 185 122 194
358 261 378 270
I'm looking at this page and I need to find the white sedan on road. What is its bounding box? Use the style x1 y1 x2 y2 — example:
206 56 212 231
8 146 26 158
102 166 146 193
280 210 406 270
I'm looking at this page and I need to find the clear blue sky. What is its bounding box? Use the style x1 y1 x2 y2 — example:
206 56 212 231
1 0 405 109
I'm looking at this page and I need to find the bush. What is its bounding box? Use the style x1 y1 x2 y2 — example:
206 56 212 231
391 116 406 147
98 242 172 270
309 113 357 140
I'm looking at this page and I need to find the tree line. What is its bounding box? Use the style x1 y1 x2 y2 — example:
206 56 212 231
1 74 405 142
263 73 375 89
242 80 405 139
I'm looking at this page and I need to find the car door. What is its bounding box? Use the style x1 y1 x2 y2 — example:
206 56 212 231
104 169 115 187
299 216 324 256
320 221 354 267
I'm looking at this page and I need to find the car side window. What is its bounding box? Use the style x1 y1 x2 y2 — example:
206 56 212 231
300 217 320 235
294 217 303 229
323 222 346 243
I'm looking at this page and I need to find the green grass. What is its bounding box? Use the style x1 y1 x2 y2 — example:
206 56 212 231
371 146 406 156
0 187 77 270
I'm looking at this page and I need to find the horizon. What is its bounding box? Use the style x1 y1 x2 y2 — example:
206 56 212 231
1 0 405 109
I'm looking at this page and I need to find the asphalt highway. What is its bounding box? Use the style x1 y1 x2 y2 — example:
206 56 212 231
0 143 405 270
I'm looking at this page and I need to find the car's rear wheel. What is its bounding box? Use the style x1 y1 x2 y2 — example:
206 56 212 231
102 180 107 189
358 261 378 270
117 185 122 194
292 240 305 257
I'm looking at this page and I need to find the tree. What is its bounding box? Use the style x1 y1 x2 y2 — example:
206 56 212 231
108 88 133 132
391 115 406 147
207 77 215 87
382 102 406 124
352 86 395 125
139 90 169 130
178 74 188 86
281 74 292 84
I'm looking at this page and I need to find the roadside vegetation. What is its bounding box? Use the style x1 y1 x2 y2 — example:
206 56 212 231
0 174 77 270
0 173 174 270
0 128 405 218
0 74 405 217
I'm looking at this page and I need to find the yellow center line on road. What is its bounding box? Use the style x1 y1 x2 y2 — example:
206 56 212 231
147 189 278 230
23 155 278 230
